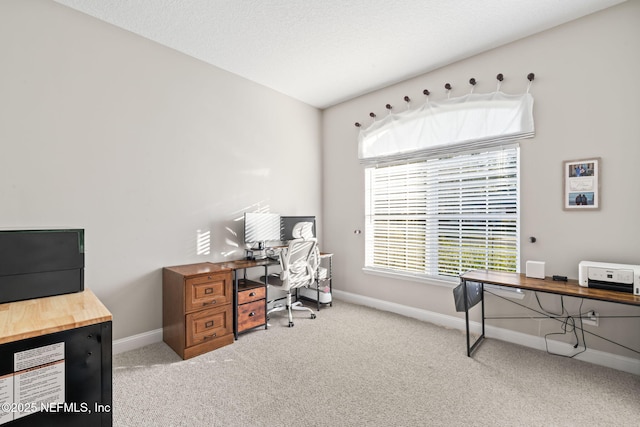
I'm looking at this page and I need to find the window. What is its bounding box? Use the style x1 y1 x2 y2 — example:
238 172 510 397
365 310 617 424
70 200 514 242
364 146 519 281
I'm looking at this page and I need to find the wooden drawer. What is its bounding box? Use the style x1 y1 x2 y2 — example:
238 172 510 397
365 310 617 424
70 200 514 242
238 286 266 305
185 272 232 312
186 305 232 347
237 300 265 333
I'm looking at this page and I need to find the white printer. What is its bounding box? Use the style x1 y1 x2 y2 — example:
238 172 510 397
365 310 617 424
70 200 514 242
578 261 640 295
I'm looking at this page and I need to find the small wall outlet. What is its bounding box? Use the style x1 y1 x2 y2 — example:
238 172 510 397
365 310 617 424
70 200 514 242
582 310 599 327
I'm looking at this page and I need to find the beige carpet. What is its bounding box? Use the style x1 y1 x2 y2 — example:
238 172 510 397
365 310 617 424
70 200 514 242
113 300 640 426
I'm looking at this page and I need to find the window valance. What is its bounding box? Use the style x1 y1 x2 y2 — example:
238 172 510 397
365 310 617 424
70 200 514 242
358 91 534 165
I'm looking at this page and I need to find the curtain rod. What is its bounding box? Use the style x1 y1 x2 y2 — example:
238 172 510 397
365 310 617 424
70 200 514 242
354 73 535 127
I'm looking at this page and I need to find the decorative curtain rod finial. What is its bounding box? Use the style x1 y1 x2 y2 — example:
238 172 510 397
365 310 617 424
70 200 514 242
403 96 411 111
444 83 452 98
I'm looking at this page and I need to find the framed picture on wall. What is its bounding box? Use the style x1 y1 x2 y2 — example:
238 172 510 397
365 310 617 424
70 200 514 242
563 157 601 210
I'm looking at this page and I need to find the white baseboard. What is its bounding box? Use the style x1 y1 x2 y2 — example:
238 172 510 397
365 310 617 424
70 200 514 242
113 328 163 355
332 289 640 375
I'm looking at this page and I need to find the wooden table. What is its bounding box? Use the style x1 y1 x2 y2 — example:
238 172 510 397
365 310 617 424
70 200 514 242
459 270 640 357
0 289 112 426
0 289 112 344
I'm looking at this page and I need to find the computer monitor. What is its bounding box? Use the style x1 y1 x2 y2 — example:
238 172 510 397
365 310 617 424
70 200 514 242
243 212 281 249
280 216 316 241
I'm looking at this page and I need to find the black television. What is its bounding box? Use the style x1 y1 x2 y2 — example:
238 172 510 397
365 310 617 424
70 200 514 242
243 212 281 249
280 216 316 241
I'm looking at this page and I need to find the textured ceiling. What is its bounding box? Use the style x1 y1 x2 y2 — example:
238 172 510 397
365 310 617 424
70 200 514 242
53 0 625 109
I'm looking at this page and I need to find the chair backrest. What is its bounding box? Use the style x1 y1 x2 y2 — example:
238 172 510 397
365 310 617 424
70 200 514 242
292 221 314 240
291 221 320 273
279 222 318 291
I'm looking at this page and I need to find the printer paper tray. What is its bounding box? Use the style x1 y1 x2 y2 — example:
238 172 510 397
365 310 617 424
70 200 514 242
588 279 632 293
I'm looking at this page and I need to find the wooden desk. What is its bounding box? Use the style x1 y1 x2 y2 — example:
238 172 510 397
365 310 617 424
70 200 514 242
163 254 333 357
162 259 278 358
459 270 640 356
0 289 112 426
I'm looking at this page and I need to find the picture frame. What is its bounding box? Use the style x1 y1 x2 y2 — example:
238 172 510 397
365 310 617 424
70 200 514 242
563 157 600 210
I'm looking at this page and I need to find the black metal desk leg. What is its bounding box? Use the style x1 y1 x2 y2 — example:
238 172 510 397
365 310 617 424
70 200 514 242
233 270 239 340
264 265 268 330
464 279 485 357
464 278 471 356
480 282 485 337
329 255 333 307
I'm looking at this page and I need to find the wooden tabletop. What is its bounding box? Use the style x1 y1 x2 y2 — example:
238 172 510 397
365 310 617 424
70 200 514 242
216 259 277 270
217 254 332 270
461 270 640 306
163 262 233 276
0 289 112 345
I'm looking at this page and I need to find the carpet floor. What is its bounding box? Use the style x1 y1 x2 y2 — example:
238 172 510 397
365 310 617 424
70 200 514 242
113 300 640 426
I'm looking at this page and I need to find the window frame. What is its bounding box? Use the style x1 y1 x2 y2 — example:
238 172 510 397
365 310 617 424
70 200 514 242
363 145 520 284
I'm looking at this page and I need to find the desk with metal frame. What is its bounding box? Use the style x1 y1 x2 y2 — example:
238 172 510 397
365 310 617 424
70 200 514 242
218 249 334 338
460 270 640 357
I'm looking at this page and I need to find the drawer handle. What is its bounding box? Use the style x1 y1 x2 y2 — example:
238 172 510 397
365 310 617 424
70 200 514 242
205 320 214 328
249 292 256 297
203 299 217 306
204 333 217 340
205 288 213 294
249 312 256 317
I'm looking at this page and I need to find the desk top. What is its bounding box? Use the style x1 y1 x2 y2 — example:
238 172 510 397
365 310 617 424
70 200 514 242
461 270 640 306
0 289 113 345
216 253 332 270
217 259 277 270
164 262 234 276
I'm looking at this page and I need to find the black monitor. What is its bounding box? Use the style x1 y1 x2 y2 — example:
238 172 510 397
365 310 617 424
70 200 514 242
280 216 316 241
243 212 281 249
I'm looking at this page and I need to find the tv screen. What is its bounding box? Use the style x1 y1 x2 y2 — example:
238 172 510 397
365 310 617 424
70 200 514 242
244 212 281 246
280 216 316 241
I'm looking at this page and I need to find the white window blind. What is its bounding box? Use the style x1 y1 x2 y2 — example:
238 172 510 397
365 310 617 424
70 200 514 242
365 146 519 280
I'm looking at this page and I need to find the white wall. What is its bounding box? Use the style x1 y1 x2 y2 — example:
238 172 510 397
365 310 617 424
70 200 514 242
322 1 640 359
0 0 322 340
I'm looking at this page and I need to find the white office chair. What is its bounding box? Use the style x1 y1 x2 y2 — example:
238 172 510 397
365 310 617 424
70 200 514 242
266 222 318 327
288 221 328 280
